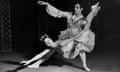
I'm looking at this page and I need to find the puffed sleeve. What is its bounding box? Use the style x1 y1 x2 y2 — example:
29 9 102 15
46 4 72 18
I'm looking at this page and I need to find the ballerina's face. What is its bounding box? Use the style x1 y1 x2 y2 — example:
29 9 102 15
44 37 53 46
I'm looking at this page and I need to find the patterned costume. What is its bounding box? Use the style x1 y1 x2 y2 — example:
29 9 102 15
20 1 100 72
59 29 95 59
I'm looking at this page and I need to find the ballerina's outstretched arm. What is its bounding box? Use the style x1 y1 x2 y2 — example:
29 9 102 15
85 2 101 30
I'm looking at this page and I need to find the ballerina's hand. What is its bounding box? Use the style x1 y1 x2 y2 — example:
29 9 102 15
40 34 48 41
91 1 100 9
91 1 101 12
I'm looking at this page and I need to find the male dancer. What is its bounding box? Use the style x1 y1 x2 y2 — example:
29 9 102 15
20 1 100 71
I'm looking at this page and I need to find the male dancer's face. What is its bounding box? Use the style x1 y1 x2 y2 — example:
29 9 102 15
74 4 82 16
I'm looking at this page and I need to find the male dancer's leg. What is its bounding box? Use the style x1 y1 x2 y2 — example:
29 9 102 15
22 48 57 68
20 49 50 65
79 52 90 71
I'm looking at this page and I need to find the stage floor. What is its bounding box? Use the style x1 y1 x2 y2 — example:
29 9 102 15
0 52 120 72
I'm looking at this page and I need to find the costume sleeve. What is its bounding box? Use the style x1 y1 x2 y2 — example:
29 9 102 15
46 4 72 18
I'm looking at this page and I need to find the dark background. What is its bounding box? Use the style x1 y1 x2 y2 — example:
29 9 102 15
10 0 120 56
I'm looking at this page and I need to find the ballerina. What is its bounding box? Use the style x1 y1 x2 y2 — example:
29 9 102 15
20 1 100 72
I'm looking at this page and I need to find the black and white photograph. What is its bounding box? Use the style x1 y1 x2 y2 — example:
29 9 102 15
0 0 120 72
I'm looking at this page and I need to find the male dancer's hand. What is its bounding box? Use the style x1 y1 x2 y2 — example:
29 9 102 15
37 0 48 5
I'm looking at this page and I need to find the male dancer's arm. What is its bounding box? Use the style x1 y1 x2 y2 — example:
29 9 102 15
37 0 72 19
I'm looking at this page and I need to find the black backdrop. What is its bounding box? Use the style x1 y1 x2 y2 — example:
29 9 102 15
10 0 120 55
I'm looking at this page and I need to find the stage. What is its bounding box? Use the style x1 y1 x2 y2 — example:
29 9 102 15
0 52 120 72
